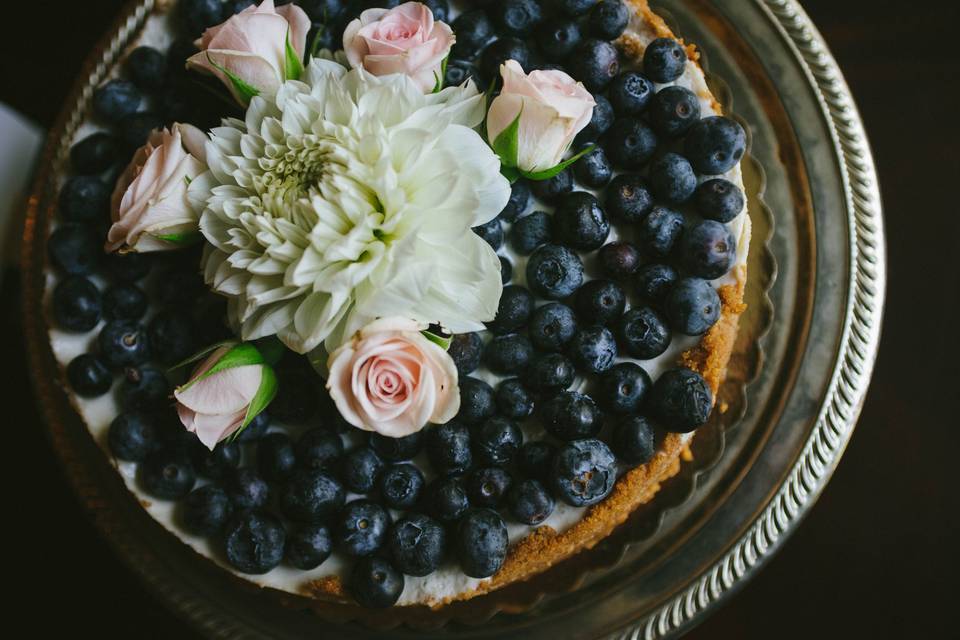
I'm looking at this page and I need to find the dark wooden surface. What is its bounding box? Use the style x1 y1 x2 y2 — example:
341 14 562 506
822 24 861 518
4 1 959 637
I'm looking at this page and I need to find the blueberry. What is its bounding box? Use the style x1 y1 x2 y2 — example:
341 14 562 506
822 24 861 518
427 422 473 475
605 174 654 222
166 38 200 78
281 469 345 523
598 242 641 278
569 39 619 92
525 352 576 394
586 0 630 39
553 191 610 251
510 211 553 255
552 0 597 16
181 486 233 536
147 310 197 366
140 450 196 499
605 118 658 169
350 556 404 608
680 220 737 279
298 0 347 21
635 263 679 302
422 0 449 22
444 58 481 88
598 362 651 414
104 252 152 283
379 464 425 510
456 509 508 578
92 80 142 123
48 224 101 275
529 168 573 202
237 411 270 442
155 267 205 307
612 416 656 464
517 441 556 481
575 279 626 326
484 334 534 376
500 255 513 284
695 178 745 223
495 378 535 419
492 0 543 37
223 510 285 574
108 412 157 461
467 466 512 507
124 46 167 92
487 284 534 334
573 145 612 188
648 85 701 137
388 514 446 576
643 37 688 83
297 428 344 471
526 244 583 299
118 111 164 151
53 277 101 332
537 19 582 60
498 180 531 222
59 176 111 223
452 10 495 59
617 306 672 359
649 153 697 203
684 116 747 175
457 376 496 425
638 206 684 257
481 37 531 77
649 367 713 432
99 321 150 370
102 283 147 321
528 302 578 351
474 416 523 465
541 391 604 441
569 325 617 374
119 364 169 412
552 438 616 506
369 431 423 461
575 94 613 144
507 479 555 525
335 499 390 557
194 442 242 481
70 134 118 175
226 468 271 510
256 433 296 481
473 218 503 250
285 523 333 570
67 354 113 397
665 277 721 335
426 475 470 522
340 447 384 494
179 0 227 35
448 332 483 376
609 71 655 116
270 370 318 423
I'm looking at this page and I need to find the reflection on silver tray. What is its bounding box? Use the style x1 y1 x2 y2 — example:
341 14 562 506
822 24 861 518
19 0 884 637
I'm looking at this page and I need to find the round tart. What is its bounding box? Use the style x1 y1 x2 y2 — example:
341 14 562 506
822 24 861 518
44 0 750 610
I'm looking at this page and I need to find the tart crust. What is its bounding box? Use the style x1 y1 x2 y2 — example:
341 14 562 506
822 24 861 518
302 0 751 607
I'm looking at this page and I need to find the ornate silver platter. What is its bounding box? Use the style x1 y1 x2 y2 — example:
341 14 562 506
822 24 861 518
20 0 884 637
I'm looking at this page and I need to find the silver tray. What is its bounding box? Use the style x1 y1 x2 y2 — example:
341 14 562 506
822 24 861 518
20 0 884 637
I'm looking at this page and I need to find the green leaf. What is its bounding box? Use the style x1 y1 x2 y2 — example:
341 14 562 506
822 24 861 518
432 55 449 93
491 106 523 169
205 53 260 103
421 330 452 351
284 28 304 80
176 342 266 393
308 23 327 60
520 144 596 181
235 365 279 435
500 165 521 183
151 231 203 246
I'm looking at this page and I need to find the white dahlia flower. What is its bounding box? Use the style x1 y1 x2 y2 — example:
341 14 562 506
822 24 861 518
189 58 510 353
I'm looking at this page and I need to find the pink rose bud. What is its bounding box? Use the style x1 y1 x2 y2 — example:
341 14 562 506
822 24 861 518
186 0 311 104
326 317 460 438
175 343 278 450
105 123 208 253
342 1 455 93
486 60 596 173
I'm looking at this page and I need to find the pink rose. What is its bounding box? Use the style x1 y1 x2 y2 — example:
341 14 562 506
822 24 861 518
105 123 208 253
486 60 596 172
326 317 460 438
175 343 277 450
186 0 310 103
342 1 455 93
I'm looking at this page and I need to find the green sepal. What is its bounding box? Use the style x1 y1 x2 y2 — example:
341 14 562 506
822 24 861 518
232 364 279 437
151 231 203 246
500 165 521 183
206 53 260 103
520 144 596 181
176 342 266 394
421 329 452 351
168 340 239 372
432 55 449 93
284 28 304 80
491 107 523 169
254 336 286 367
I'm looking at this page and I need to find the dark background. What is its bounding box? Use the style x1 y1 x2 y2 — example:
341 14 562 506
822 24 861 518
3 1 958 638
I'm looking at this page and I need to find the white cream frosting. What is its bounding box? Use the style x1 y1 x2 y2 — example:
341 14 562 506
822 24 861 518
45 4 750 607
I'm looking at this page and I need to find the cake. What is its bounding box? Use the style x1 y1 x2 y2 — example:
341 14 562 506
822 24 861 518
43 0 750 611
